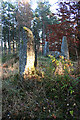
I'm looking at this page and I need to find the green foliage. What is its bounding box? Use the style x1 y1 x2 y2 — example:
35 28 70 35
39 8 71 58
44 72 79 119
2 1 17 39
2 55 80 119
41 55 80 119
2 53 16 63
49 55 73 74
32 1 59 53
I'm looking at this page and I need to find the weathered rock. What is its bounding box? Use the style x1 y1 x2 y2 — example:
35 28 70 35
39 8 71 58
44 41 49 56
61 36 69 59
54 51 61 58
54 62 64 75
48 51 61 58
19 29 27 76
23 27 35 75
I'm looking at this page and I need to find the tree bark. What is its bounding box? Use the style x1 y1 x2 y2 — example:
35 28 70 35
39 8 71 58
0 1 2 119
1 39 3 55
13 18 15 54
4 36 7 55
34 43 37 67
42 18 45 55
8 25 11 54
13 40 15 53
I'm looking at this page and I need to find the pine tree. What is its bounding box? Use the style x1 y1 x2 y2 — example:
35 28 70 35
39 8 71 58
35 1 51 55
2 1 17 54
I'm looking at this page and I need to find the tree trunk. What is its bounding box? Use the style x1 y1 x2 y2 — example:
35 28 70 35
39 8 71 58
13 40 15 53
73 36 79 60
1 39 3 55
8 4 11 54
4 36 7 55
42 19 45 55
15 41 18 53
0 1 2 119
8 24 11 54
13 18 15 54
15 28 17 53
18 27 20 50
34 43 37 67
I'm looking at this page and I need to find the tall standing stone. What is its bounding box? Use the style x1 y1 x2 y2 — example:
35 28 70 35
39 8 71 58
19 29 27 76
44 41 49 56
23 27 35 74
61 36 69 59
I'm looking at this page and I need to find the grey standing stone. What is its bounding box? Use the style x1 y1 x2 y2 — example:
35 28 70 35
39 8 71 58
54 51 61 58
19 29 27 76
44 41 49 56
54 62 63 75
61 36 69 59
48 51 61 58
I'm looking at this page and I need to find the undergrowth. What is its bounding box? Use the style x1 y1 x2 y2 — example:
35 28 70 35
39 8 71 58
2 55 80 120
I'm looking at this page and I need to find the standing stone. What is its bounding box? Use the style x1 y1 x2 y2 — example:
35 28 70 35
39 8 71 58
19 29 27 76
54 62 63 75
44 41 49 56
48 51 61 58
61 36 69 59
23 27 35 74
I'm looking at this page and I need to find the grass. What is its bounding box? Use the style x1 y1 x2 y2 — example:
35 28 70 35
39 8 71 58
2 52 18 63
2 53 80 120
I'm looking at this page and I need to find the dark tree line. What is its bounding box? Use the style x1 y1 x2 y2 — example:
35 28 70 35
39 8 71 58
2 1 18 55
1 1 80 60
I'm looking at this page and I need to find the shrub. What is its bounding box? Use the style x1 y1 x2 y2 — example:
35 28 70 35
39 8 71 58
48 55 73 75
43 56 80 119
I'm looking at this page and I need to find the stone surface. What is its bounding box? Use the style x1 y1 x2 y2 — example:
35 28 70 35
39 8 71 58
61 36 69 59
19 29 27 76
44 41 49 56
54 61 63 75
48 51 61 58
23 27 35 74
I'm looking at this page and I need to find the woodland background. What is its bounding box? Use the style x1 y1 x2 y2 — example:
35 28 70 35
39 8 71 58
0 0 80 119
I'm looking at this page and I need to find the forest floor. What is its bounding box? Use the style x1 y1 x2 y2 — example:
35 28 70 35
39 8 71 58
2 53 80 120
